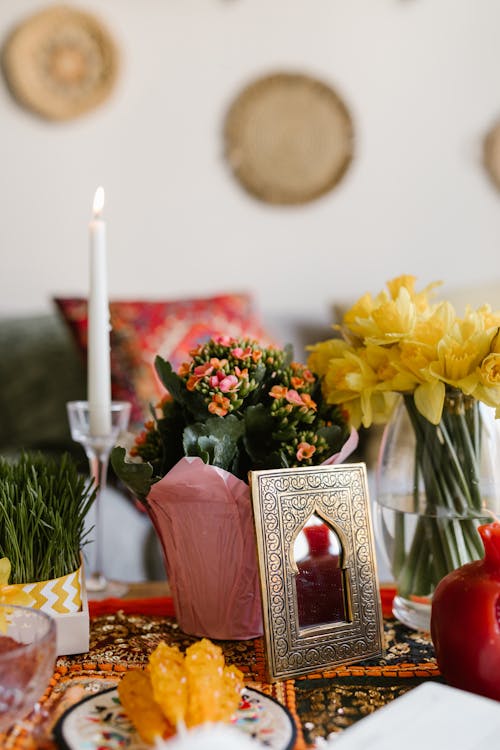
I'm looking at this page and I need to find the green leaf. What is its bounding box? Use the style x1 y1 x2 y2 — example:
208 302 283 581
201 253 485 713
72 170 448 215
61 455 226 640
317 424 345 451
183 416 244 471
185 438 210 464
283 343 294 367
272 426 297 442
202 414 244 443
154 356 208 420
156 402 187 475
153 356 179 392
245 362 270 404
244 403 274 433
110 447 156 502
243 405 281 465
251 450 290 471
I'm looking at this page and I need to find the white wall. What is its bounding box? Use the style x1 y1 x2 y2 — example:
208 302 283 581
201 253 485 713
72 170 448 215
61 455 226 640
1 0 500 337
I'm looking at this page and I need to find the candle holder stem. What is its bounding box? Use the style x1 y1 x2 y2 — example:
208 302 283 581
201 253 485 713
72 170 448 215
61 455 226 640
66 400 131 599
86 446 110 592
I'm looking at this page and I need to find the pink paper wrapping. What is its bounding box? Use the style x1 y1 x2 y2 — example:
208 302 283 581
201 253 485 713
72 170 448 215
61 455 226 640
146 457 263 640
145 429 358 641
321 427 359 466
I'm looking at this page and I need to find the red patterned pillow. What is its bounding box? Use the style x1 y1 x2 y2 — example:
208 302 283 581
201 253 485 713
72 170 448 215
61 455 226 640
54 294 269 427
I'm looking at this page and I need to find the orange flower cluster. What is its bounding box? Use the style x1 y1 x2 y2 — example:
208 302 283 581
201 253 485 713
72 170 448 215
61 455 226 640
128 336 350 481
178 339 271 418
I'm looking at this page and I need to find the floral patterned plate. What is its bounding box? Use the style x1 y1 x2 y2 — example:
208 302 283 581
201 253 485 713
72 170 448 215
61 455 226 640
54 685 296 749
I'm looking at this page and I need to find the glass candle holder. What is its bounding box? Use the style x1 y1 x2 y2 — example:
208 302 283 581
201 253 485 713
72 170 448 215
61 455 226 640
66 400 131 598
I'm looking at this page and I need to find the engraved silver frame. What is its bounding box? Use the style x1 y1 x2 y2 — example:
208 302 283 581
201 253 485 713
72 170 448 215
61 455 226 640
250 463 384 681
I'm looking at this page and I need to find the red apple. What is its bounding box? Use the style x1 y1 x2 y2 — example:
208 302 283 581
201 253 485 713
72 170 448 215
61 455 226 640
431 522 500 701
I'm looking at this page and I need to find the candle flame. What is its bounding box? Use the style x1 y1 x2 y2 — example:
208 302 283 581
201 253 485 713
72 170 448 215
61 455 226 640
93 186 105 216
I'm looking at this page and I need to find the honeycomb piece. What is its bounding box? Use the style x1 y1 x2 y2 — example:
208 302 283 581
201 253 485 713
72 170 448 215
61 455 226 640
117 669 173 744
219 664 245 720
184 639 243 726
149 641 188 727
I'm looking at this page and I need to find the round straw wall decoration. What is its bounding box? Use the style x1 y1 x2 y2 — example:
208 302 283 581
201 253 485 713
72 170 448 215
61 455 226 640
224 72 354 205
484 119 500 192
1 5 119 121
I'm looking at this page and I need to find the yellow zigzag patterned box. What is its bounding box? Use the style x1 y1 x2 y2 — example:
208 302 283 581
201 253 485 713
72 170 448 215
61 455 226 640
9 564 89 654
11 566 82 615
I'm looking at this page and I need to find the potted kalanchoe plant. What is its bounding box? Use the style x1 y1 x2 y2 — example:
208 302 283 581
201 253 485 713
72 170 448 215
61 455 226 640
112 336 357 640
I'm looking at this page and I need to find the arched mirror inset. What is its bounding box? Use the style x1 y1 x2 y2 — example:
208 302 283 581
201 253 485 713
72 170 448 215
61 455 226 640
293 515 349 629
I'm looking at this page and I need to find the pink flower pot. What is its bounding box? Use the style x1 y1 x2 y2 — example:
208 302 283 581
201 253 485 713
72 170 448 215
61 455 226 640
146 457 263 640
144 430 358 641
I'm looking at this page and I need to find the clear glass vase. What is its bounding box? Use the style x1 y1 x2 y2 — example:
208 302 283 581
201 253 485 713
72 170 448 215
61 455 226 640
375 390 500 631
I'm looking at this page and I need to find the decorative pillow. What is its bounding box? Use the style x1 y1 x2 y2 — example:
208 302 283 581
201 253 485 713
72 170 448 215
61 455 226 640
54 294 269 427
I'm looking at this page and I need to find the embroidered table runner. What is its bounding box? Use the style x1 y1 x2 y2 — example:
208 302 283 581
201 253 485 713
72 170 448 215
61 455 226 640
1 591 441 750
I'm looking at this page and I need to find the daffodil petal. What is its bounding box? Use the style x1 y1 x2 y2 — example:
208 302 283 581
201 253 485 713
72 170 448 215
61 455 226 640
0 558 11 585
0 583 35 633
414 381 445 424
0 585 34 608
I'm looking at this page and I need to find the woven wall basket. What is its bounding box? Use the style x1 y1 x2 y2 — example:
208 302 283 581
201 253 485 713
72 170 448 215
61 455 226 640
224 72 354 205
1 5 119 121
483 119 500 192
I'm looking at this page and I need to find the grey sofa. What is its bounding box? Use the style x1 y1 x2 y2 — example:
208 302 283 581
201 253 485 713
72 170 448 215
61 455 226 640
0 311 165 582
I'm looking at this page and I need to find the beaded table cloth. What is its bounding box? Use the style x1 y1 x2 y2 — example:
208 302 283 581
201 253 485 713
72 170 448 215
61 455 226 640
1 593 442 750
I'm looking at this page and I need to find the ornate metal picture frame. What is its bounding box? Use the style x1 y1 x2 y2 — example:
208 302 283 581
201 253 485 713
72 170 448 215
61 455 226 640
250 463 383 681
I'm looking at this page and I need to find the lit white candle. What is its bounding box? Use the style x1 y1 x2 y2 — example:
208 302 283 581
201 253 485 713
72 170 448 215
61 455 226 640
88 186 112 436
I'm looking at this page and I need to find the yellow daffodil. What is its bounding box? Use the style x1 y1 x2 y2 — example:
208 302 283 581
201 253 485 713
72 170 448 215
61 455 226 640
0 557 35 632
307 338 351 379
340 292 375 341
429 311 497 387
322 348 376 401
308 339 416 428
363 343 418 393
343 285 417 346
370 287 418 344
343 390 398 430
476 328 500 404
399 301 456 381
473 304 500 331
310 276 500 426
479 352 500 387
320 347 397 428
311 275 500 619
459 352 500 411
386 274 441 313
341 275 440 345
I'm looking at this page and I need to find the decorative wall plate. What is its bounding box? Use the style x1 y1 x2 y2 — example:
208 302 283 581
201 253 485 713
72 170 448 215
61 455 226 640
1 5 119 120
483 120 500 191
224 72 354 205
